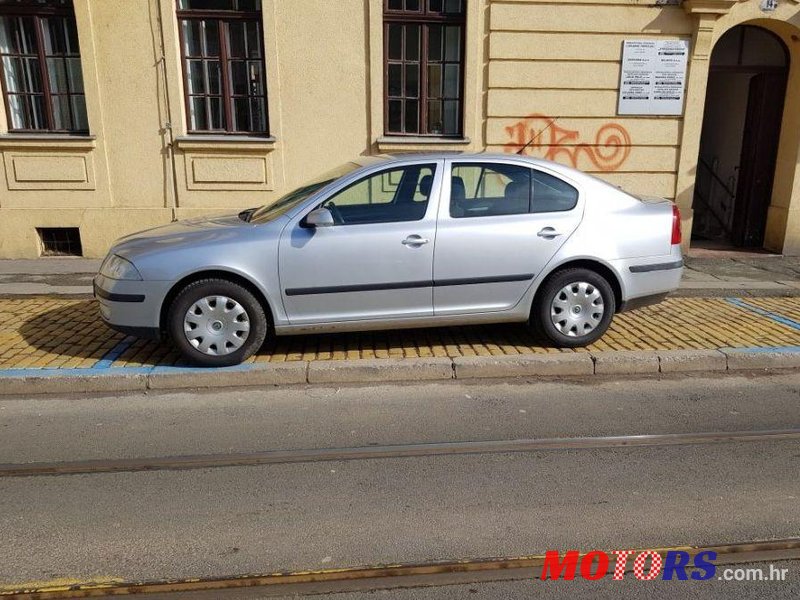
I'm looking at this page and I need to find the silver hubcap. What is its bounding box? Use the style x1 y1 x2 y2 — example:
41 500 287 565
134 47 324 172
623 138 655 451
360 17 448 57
550 282 605 338
183 296 250 356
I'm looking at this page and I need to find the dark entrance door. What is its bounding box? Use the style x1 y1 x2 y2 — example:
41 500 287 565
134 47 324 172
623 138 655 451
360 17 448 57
732 73 788 247
692 25 790 249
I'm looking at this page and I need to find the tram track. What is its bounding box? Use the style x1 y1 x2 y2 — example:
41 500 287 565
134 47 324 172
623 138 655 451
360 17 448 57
0 428 798 478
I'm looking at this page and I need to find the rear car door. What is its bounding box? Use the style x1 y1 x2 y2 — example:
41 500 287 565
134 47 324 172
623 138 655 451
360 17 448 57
279 160 441 325
433 158 583 315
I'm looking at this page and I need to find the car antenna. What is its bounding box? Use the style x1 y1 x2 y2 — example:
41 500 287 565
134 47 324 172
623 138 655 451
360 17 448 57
516 116 559 155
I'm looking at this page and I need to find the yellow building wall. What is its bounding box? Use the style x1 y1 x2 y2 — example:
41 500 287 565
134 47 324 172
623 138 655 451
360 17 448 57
486 0 692 201
3 0 800 257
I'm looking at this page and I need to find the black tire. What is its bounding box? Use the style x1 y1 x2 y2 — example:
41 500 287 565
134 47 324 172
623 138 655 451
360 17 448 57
531 268 615 348
167 278 268 367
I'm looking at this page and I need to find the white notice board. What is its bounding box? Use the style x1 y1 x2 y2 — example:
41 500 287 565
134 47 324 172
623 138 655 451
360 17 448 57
618 40 689 116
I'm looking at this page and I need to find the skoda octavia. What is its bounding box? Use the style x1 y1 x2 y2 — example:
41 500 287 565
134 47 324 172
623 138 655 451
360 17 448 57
94 154 683 367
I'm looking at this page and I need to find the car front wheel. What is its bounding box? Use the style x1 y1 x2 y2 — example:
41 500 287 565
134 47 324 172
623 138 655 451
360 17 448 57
167 278 268 367
532 268 615 348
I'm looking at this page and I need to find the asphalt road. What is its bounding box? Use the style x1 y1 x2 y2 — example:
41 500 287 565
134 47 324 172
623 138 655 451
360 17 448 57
1 372 799 596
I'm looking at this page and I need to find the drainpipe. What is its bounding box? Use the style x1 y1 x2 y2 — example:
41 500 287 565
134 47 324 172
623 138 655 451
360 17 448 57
155 0 180 222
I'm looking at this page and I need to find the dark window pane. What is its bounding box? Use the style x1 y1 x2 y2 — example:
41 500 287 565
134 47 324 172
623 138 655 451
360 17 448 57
0 16 36 55
387 63 402 97
246 21 261 58
51 94 72 130
405 25 419 61
387 24 402 60
428 25 442 61
443 63 459 98
428 0 443 12
427 99 442 134
181 20 202 56
46 57 68 93
250 96 266 132
209 95 223 129
190 96 208 130
206 60 221 94
66 56 83 93
232 96 251 130
228 21 246 57
229 60 247 94
71 94 87 130
388 99 402 132
5 93 24 129
444 25 460 61
42 17 68 56
203 20 220 57
443 99 458 134
1 56 41 92
28 94 46 129
405 0 419 10
444 0 463 14
405 100 418 133
427 64 441 98
405 63 418 97
187 59 205 94
387 0 402 9
178 0 262 10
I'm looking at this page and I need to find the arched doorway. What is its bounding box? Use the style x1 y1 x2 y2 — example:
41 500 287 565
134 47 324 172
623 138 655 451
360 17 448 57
692 25 789 249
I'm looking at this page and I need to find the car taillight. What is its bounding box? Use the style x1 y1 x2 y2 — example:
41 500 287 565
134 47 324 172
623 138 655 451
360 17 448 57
671 205 682 245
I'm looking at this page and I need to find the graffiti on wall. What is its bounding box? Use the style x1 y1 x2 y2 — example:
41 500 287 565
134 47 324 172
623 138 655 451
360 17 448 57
503 114 632 172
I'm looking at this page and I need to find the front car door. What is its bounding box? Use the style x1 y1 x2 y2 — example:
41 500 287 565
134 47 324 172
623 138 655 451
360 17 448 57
433 158 584 315
279 160 442 325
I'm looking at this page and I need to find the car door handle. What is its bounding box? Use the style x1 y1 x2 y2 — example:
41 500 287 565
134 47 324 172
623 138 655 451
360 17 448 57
402 236 430 246
537 227 563 239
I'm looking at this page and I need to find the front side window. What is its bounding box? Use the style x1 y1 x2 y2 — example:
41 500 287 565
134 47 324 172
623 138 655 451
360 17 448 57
384 0 465 137
177 0 268 134
0 0 87 132
321 163 436 225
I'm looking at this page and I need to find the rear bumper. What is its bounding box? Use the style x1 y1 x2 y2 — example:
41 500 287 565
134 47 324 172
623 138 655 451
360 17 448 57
612 250 683 311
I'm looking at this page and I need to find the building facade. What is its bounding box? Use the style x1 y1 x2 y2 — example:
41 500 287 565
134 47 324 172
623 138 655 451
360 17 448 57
1 0 800 258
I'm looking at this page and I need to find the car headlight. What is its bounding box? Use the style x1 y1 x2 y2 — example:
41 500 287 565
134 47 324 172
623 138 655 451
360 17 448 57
100 254 143 281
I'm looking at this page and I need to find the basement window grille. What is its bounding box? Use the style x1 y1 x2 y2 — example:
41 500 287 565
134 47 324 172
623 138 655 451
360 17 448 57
37 227 82 256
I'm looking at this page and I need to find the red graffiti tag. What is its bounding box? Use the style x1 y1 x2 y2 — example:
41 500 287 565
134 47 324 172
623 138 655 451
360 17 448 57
503 114 632 172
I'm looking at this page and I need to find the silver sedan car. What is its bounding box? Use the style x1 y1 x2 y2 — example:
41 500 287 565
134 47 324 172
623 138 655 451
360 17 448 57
94 153 683 367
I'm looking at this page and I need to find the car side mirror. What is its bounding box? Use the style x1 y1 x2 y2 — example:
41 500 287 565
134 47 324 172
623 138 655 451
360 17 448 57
305 207 334 228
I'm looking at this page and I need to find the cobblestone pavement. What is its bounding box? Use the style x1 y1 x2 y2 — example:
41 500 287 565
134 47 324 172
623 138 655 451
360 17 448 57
1 296 800 371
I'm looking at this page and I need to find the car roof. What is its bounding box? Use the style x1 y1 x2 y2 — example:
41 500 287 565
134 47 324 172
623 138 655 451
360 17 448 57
372 152 585 179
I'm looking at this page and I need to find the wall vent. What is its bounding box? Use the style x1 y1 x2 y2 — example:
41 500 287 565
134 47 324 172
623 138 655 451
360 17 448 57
37 227 83 257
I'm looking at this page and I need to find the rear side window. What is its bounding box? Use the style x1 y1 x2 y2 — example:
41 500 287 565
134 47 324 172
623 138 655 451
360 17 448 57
532 171 579 213
450 163 531 218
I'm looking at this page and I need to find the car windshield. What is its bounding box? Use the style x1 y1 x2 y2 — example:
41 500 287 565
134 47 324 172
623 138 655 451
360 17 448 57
247 162 363 224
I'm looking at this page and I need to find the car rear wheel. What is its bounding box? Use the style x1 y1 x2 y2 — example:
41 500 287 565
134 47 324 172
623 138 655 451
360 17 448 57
532 268 615 348
167 278 268 367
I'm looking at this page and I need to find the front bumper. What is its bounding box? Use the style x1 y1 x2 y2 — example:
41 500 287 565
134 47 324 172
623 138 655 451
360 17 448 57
93 274 170 340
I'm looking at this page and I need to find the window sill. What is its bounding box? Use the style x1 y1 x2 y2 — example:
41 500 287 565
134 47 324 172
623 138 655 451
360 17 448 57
376 136 472 153
174 135 277 152
0 133 96 150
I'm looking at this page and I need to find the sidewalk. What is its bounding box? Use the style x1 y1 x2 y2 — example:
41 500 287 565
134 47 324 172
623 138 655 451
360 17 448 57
2 256 800 297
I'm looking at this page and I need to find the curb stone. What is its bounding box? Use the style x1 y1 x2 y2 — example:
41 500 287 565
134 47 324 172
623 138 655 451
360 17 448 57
722 347 800 371
147 362 309 390
307 357 454 384
452 353 593 379
592 350 660 375
658 349 728 373
0 348 799 396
